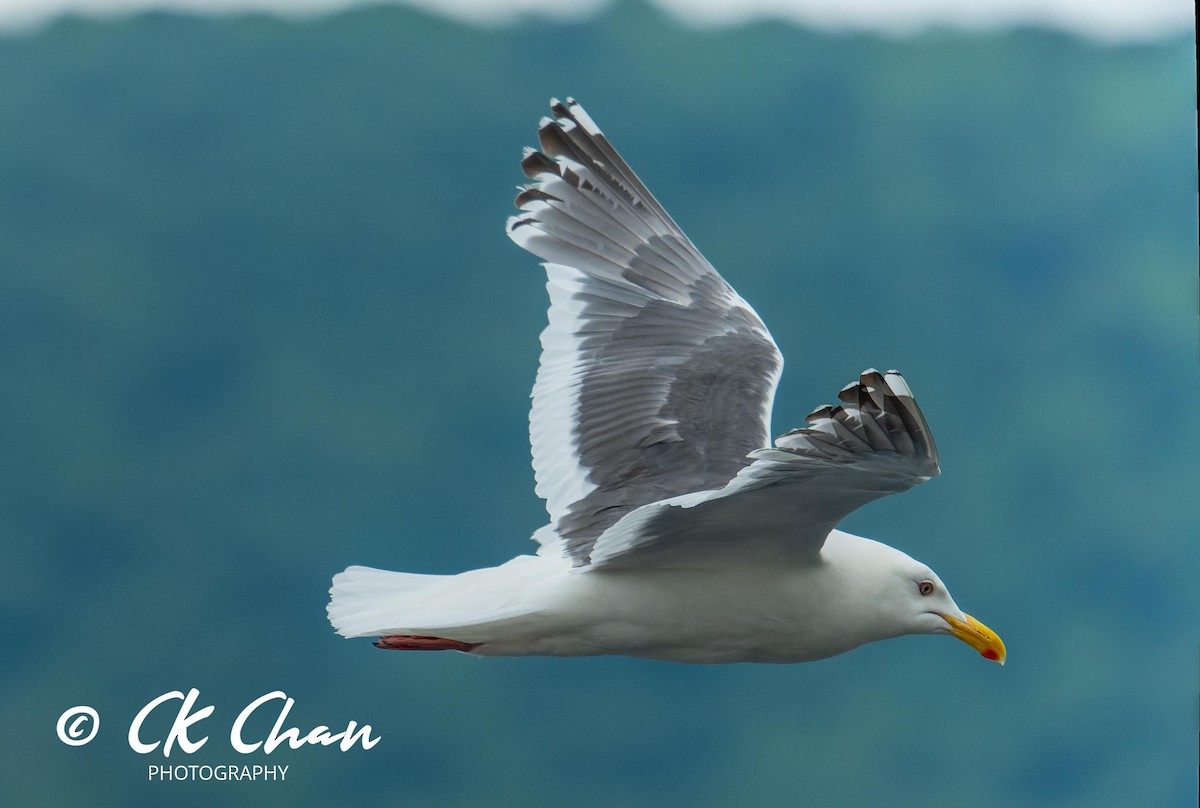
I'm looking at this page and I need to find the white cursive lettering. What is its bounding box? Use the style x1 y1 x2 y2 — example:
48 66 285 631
231 690 381 753
128 689 213 757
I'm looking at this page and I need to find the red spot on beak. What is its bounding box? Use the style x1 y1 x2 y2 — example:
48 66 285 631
981 648 1000 661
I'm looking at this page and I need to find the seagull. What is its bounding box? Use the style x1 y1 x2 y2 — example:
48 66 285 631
327 97 1006 665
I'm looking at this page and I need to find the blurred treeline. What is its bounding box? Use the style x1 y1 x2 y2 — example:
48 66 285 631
0 3 1195 807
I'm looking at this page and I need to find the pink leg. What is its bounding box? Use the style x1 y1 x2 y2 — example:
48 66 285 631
375 634 480 652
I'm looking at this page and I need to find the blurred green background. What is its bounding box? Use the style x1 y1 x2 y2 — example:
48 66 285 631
1 2 1196 805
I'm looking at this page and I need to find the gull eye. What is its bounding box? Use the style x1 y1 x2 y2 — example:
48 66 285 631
917 580 935 596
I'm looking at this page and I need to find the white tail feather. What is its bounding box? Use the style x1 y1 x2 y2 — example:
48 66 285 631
327 556 563 640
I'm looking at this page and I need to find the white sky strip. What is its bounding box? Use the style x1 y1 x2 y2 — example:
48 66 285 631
0 0 1190 40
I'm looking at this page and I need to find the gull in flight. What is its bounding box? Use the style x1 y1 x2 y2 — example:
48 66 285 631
327 98 1006 665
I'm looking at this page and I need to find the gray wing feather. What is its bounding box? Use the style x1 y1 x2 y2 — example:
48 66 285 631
588 370 940 570
508 98 784 565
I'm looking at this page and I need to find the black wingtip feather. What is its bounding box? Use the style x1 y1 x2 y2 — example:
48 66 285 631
514 187 562 208
778 369 939 475
521 149 559 179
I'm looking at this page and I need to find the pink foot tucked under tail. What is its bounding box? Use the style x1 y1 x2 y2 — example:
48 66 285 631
374 634 480 652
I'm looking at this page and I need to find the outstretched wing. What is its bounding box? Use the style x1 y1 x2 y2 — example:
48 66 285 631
587 370 940 570
508 98 784 566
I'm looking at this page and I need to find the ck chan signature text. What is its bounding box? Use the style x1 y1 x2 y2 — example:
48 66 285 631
56 689 381 756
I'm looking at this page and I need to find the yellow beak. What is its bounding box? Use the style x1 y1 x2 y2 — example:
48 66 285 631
940 612 1006 665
